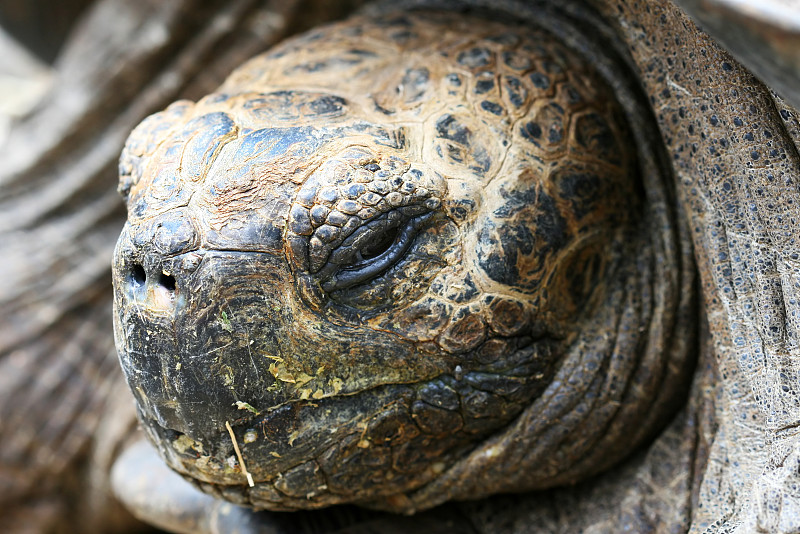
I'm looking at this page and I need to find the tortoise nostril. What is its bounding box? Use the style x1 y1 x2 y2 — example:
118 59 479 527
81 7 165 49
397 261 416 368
158 272 176 291
131 264 146 286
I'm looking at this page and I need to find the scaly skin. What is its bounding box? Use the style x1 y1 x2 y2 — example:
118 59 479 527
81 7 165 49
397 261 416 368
113 9 695 514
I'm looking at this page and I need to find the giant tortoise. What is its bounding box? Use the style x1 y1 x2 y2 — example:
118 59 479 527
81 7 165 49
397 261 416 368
2 0 800 532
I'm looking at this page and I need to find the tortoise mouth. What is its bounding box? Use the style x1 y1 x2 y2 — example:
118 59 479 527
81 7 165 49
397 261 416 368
132 336 561 511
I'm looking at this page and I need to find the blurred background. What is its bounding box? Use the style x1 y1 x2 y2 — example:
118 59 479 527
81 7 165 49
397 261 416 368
0 1 84 147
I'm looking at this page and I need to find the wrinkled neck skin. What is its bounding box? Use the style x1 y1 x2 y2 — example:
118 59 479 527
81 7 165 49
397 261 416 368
581 1 800 533
112 0 700 529
383 1 800 533
358 0 699 516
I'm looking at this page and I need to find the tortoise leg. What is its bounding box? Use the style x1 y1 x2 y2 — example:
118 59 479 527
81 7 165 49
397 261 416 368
111 440 297 534
112 439 221 533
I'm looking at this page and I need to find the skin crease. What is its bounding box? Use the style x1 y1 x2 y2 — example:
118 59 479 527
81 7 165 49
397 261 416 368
113 4 696 520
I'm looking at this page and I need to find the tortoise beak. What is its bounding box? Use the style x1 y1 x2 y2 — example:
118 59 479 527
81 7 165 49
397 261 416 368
113 241 296 441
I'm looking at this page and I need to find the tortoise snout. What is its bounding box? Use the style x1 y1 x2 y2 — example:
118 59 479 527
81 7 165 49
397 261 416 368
130 209 200 257
124 258 182 314
114 211 201 317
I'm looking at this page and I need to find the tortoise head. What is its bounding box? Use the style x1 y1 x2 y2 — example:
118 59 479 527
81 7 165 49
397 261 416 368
112 11 695 512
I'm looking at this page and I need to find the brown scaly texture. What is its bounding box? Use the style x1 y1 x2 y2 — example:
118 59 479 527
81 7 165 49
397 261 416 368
582 1 800 531
397 0 800 532
112 2 695 519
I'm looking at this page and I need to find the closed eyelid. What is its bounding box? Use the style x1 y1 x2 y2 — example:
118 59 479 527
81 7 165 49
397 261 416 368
321 211 434 291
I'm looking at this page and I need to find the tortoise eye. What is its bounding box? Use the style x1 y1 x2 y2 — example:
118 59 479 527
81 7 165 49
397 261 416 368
320 212 433 292
360 226 399 259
